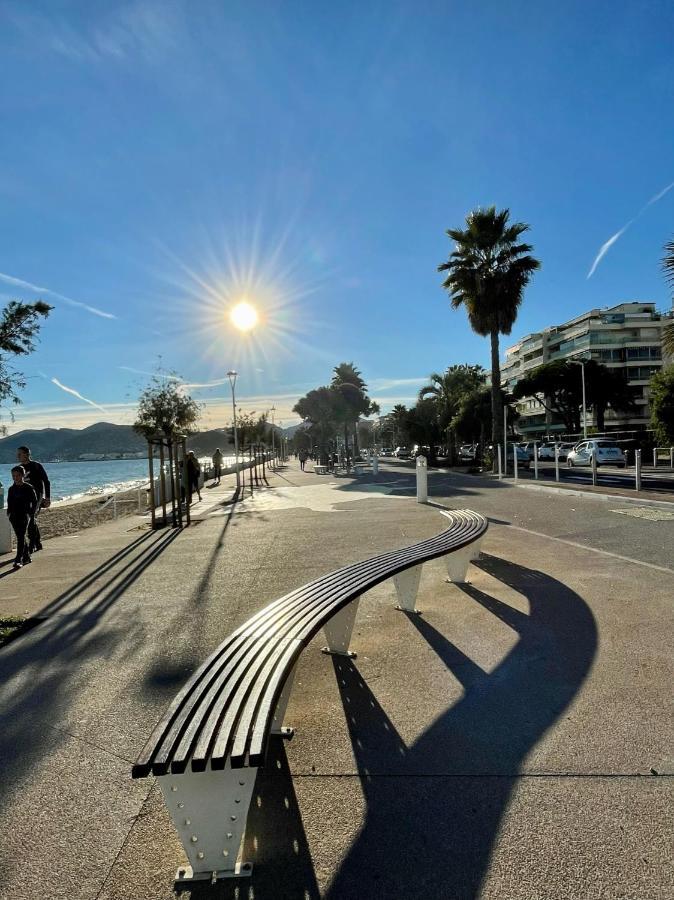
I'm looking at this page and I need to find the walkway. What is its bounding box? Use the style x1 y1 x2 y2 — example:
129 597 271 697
0 462 671 899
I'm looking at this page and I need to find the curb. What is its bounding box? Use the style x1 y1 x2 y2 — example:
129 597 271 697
434 467 674 510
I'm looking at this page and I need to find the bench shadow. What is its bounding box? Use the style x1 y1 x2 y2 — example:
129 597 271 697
325 554 598 900
180 739 320 900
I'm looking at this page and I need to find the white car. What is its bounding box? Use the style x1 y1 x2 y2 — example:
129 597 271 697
566 440 626 468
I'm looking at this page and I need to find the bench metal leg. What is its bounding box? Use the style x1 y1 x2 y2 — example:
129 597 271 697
159 762 257 884
271 662 297 739
445 544 474 584
393 564 423 613
321 597 359 657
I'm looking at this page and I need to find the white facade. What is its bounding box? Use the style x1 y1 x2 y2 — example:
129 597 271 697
502 301 673 435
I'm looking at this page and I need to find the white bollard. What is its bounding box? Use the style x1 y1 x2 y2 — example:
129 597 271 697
497 444 502 479
416 455 428 503
533 441 538 479
635 449 642 491
554 445 560 482
0 513 12 554
653 448 657 468
372 455 379 477
513 443 518 481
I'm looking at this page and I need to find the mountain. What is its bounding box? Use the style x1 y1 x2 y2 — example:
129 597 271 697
0 422 240 463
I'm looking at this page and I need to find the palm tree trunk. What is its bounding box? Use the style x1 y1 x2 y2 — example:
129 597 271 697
490 328 503 472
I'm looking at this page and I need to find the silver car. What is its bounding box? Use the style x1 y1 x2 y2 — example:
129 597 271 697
566 440 626 468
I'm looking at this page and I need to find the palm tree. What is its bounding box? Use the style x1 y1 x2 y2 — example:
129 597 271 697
438 207 540 463
662 238 674 360
331 362 379 458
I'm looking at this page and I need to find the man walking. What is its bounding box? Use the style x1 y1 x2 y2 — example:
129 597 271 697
7 465 38 568
16 445 51 552
212 447 224 484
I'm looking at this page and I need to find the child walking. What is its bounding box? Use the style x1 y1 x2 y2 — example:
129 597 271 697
7 465 38 569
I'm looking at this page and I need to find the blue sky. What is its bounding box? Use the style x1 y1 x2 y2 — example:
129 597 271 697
1 0 673 434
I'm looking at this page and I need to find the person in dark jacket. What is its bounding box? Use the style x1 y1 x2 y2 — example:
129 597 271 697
17 445 51 552
7 465 38 568
186 451 202 503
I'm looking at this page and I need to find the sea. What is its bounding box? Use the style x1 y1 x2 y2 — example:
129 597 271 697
0 456 234 503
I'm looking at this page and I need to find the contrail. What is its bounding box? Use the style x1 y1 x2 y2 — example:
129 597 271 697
587 177 674 279
119 366 181 380
51 377 107 412
0 271 116 319
587 221 634 279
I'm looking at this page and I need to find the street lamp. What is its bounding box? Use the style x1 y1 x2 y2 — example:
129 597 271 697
227 370 240 489
270 405 276 459
570 356 589 439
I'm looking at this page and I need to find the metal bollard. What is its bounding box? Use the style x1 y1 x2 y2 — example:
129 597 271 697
416 455 428 503
497 444 502 479
533 441 538 480
554 445 560 482
635 449 642 491
372 455 379 477
513 443 518 481
653 448 657 468
671 447 674 469
591 451 598 486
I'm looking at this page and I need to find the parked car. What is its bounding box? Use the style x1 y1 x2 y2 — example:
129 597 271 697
505 444 531 470
380 447 394 457
557 442 576 461
459 444 478 461
518 442 535 460
394 446 411 459
566 440 626 468
538 441 574 461
537 442 556 460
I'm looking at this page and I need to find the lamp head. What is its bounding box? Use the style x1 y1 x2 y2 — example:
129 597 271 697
227 370 238 390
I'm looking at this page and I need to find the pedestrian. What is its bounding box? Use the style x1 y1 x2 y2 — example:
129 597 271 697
186 451 202 502
6 465 38 569
298 448 308 471
212 447 224 484
16 445 51 552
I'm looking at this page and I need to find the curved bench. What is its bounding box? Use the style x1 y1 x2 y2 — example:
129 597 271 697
133 508 487 883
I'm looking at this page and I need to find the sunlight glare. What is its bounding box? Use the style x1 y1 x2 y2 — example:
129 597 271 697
230 301 259 332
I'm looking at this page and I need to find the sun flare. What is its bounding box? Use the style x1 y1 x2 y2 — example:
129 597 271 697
230 301 259 332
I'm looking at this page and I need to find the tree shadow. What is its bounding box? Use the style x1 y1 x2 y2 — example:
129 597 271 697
325 554 598 899
0 528 182 820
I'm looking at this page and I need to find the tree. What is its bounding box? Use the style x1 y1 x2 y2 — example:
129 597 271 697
331 362 379 457
662 238 674 360
649 367 674 444
133 375 201 438
419 364 487 460
513 359 636 433
512 360 583 432
452 386 493 445
584 361 635 432
405 399 442 461
0 299 52 432
293 386 341 463
438 207 540 466
389 404 410 447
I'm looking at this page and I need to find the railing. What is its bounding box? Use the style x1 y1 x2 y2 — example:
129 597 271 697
653 447 674 468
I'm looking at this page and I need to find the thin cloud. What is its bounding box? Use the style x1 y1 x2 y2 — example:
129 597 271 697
119 365 181 380
588 177 674 279
587 221 634 279
0 271 116 319
51 377 107 412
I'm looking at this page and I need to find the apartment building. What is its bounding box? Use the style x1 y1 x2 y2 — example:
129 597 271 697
502 301 673 436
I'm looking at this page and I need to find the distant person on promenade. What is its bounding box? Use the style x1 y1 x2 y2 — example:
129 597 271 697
298 448 308 472
212 448 224 484
186 451 202 503
6 465 38 569
16 445 50 552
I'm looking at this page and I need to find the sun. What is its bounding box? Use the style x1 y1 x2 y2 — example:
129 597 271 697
230 301 259 332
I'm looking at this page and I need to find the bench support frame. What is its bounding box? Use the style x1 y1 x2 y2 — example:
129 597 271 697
321 597 359 657
159 762 257 884
445 542 479 585
393 563 423 613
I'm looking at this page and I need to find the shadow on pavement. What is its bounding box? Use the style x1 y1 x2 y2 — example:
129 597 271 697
0 528 182 816
325 554 598 899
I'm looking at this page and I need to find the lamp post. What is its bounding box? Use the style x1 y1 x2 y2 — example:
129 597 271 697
270 405 276 460
227 370 240 489
571 357 589 439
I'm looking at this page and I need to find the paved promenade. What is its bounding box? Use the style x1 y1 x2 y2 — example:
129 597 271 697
0 461 672 899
